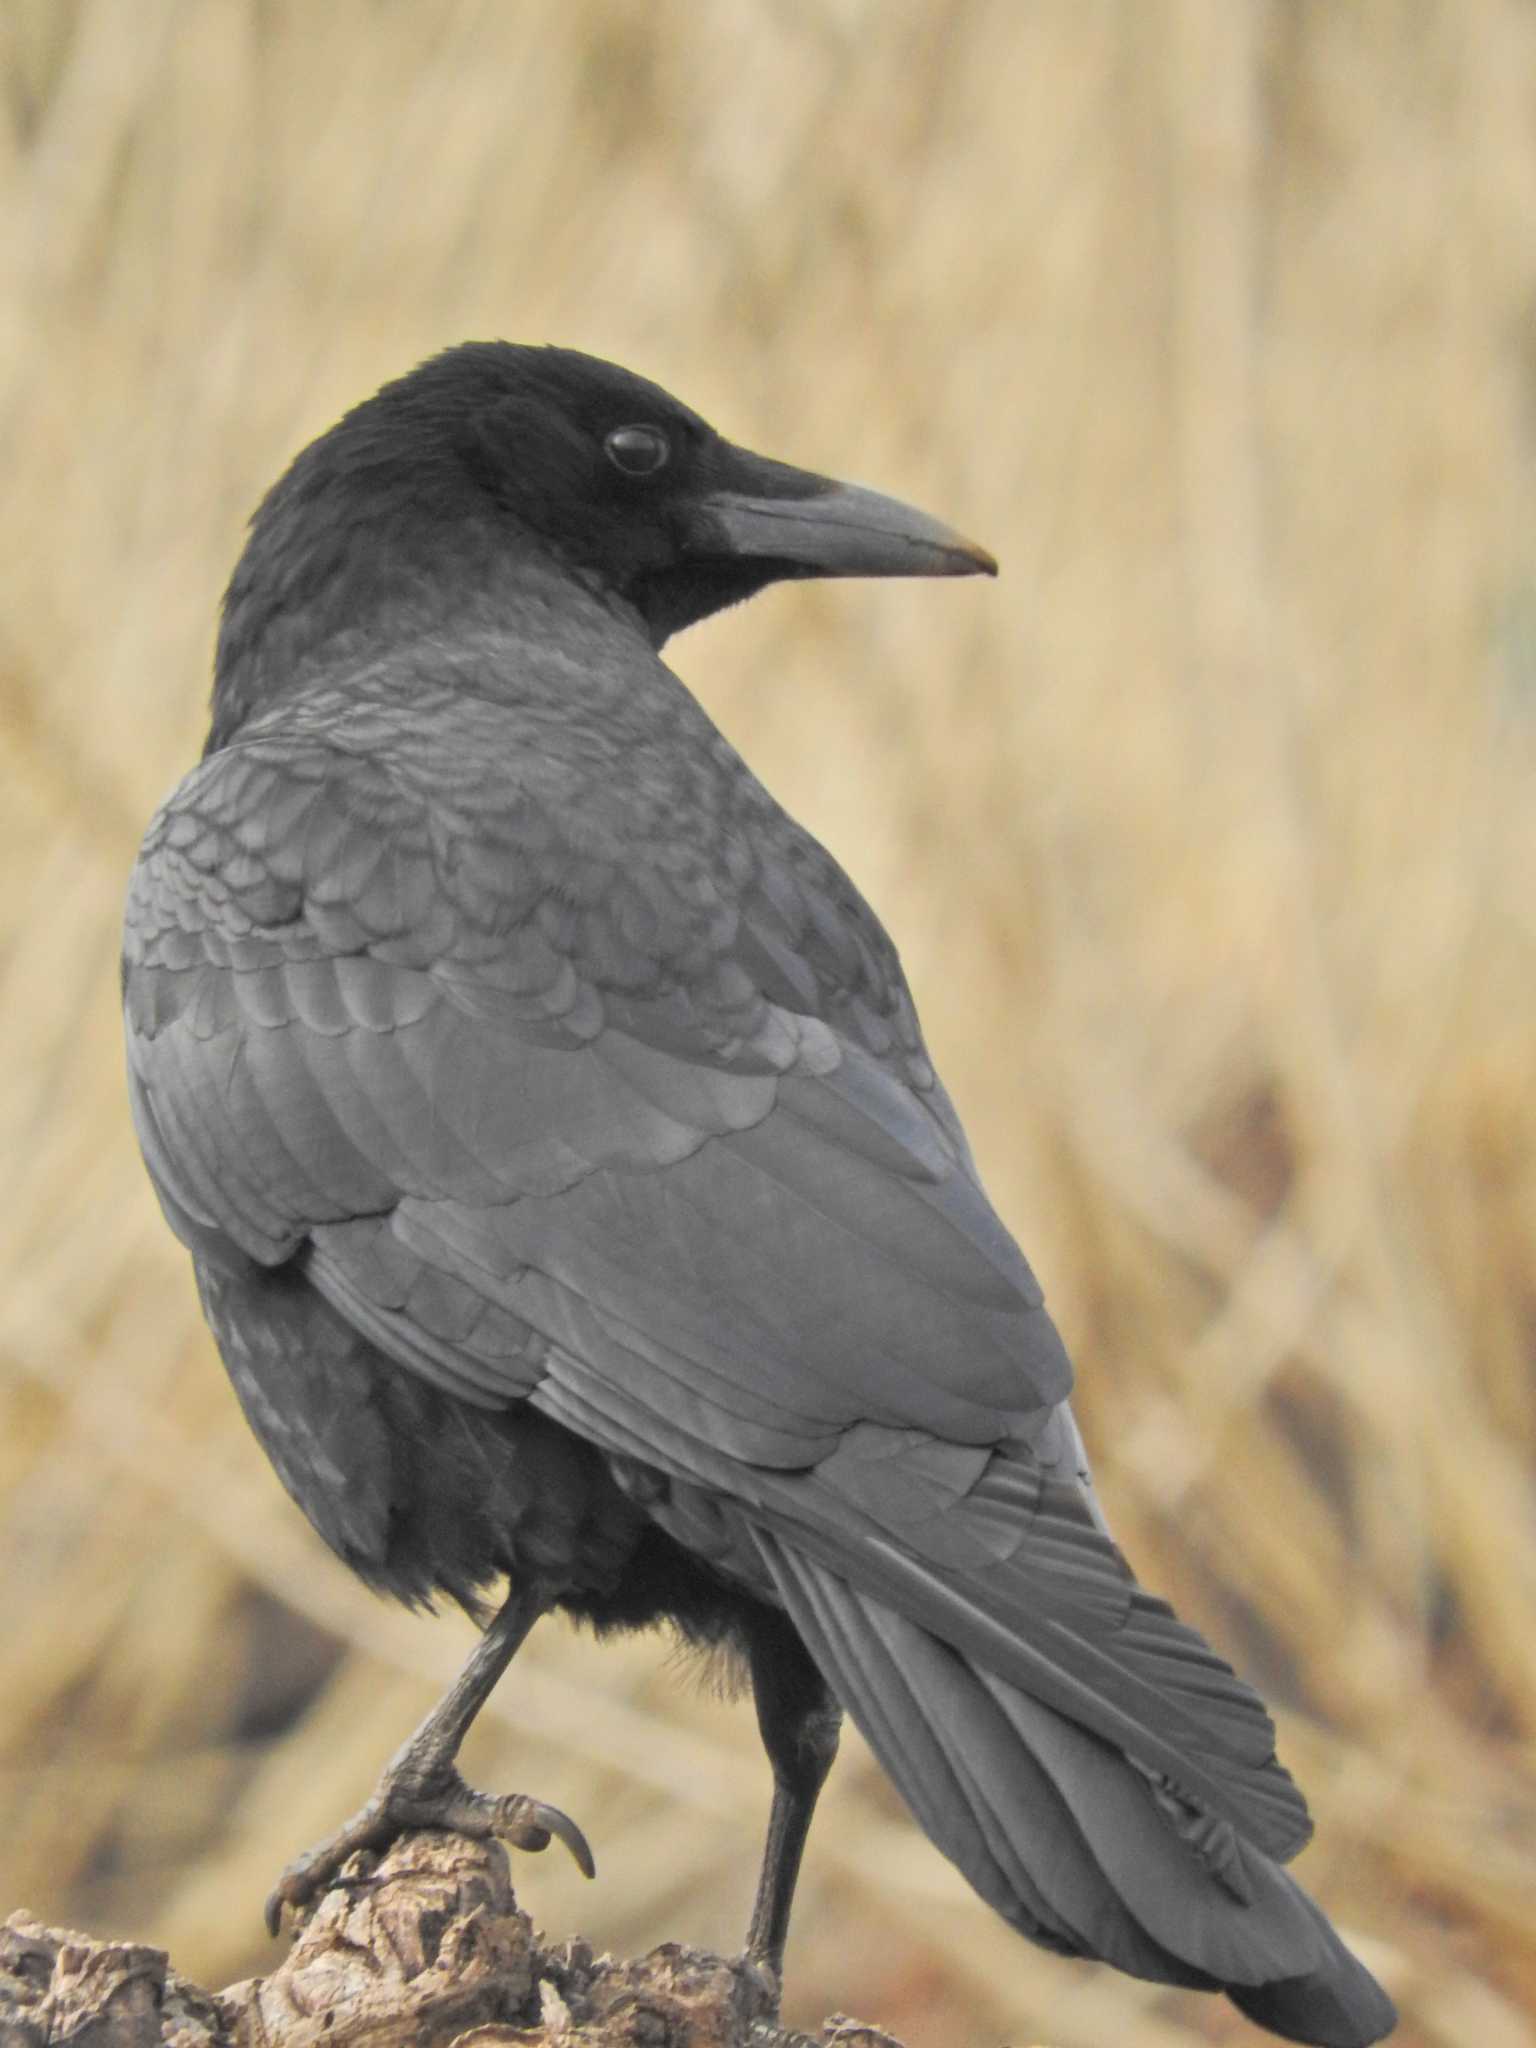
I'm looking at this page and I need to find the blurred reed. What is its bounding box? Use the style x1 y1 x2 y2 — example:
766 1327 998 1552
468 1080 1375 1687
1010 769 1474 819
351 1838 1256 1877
1 4 1533 2043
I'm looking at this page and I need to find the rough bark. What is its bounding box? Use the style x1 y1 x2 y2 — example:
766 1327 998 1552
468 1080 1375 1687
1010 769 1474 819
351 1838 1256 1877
0 1832 904 2048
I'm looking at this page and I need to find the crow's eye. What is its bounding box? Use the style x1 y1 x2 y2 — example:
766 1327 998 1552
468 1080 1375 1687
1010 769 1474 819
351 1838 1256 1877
604 424 671 477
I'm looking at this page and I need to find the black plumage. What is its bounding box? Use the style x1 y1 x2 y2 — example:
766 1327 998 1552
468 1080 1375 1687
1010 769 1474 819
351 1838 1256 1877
123 343 1394 2045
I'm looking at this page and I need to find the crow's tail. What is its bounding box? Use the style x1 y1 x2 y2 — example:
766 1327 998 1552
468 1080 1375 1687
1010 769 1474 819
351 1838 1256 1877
758 1535 1395 2048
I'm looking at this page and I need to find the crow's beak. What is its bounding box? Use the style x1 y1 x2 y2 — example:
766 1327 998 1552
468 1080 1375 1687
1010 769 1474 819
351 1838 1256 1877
694 447 997 581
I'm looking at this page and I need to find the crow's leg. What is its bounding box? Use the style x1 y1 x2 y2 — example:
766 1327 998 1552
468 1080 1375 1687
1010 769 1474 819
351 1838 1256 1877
743 1610 843 1989
265 1581 592 1933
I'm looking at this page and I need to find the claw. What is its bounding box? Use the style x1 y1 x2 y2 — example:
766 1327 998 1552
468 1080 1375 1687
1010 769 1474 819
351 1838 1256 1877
523 1797 596 1880
495 1791 596 1878
264 1845 331 1937
265 1880 294 1939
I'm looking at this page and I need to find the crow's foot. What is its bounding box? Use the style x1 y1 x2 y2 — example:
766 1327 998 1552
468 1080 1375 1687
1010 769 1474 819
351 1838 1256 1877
265 1759 594 1935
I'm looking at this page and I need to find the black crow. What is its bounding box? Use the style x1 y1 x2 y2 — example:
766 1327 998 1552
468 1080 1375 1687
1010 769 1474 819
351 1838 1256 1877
123 343 1394 2045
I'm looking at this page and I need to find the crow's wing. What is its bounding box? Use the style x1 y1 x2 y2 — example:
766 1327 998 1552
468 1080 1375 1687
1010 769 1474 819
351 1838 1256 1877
125 713 1309 1861
125 719 1069 1440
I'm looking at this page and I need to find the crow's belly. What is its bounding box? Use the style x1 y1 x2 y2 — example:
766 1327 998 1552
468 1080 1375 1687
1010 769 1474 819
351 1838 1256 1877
193 1253 778 1656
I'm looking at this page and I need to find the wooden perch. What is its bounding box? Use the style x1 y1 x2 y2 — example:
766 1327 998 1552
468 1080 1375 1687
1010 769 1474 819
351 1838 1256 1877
0 1831 905 2048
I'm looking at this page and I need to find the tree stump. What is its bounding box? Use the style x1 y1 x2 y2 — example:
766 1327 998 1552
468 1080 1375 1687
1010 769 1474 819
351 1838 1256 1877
0 1832 905 2048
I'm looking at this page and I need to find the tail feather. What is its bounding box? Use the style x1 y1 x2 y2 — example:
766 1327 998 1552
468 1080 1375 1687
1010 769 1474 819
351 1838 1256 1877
759 1533 1396 2048
773 1492 1313 1860
779 1425 1316 1861
1231 1967 1401 2048
785 1513 1163 1969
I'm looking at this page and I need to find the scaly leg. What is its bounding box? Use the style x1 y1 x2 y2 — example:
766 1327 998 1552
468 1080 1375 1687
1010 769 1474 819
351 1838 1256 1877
743 1611 843 1989
265 1581 592 1933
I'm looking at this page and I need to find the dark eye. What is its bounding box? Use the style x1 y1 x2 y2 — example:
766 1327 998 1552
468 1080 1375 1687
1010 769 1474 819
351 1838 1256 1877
604 424 671 477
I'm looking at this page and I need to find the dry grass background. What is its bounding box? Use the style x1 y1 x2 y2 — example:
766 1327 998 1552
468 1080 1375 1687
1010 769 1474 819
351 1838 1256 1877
1 3 1533 2044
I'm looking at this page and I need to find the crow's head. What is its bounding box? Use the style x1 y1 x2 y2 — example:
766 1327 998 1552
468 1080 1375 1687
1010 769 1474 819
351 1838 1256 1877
214 342 993 739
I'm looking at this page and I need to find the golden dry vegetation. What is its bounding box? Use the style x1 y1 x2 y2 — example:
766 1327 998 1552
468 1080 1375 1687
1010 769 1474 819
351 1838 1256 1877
1 5 1533 2045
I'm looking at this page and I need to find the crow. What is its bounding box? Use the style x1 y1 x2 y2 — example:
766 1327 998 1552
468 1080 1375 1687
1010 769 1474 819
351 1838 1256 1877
123 343 1394 2045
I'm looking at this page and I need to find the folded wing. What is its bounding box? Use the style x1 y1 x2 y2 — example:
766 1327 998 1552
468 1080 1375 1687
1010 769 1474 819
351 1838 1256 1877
125 718 1311 1890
